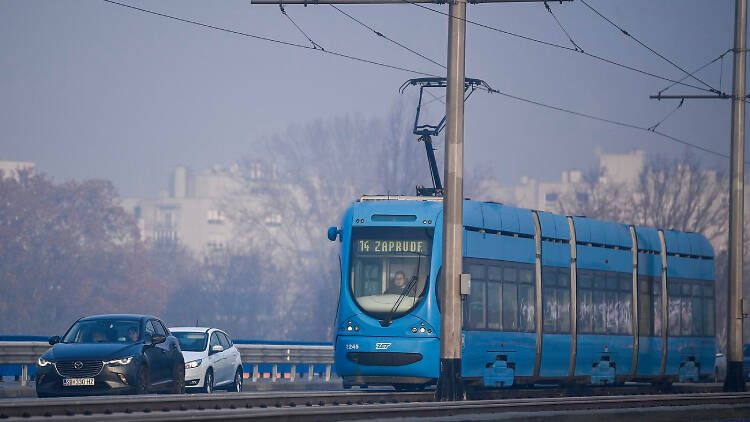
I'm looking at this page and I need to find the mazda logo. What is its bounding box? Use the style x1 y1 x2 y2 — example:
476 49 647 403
73 361 83 369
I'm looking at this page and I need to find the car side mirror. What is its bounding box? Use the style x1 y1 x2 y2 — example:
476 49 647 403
151 335 166 345
48 336 60 345
210 345 224 355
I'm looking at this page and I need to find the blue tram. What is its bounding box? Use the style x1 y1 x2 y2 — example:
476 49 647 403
328 196 715 389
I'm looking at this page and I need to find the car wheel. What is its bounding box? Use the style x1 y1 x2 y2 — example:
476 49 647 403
172 364 186 394
230 368 243 392
203 369 214 394
135 365 149 395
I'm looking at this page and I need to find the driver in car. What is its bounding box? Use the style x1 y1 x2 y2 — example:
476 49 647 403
127 327 139 342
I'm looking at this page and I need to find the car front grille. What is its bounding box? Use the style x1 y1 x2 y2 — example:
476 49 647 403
55 360 104 378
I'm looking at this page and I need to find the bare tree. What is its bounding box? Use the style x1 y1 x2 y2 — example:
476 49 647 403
0 170 165 335
221 97 467 340
557 167 633 223
558 152 728 238
634 153 727 245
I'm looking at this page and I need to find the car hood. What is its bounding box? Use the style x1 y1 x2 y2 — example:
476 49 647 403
47 342 142 361
181 351 206 363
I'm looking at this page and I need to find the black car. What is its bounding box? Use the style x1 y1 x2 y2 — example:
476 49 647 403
36 314 185 397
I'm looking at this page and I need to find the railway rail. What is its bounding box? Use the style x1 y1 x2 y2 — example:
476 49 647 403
1 385 747 421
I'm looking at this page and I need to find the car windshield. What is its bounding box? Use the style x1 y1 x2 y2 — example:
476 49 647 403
349 227 433 320
173 332 208 352
744 344 750 357
62 319 141 344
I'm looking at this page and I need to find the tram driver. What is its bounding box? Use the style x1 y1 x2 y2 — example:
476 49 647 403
385 271 407 295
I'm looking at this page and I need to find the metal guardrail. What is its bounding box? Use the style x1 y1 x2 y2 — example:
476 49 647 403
0 341 51 386
0 341 50 365
0 341 335 387
235 343 334 382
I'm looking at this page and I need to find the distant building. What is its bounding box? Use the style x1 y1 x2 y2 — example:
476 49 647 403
121 162 276 256
0 160 35 180
474 149 646 213
598 149 645 185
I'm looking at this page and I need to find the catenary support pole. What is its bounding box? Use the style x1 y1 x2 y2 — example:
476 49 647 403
436 0 467 402
725 0 747 393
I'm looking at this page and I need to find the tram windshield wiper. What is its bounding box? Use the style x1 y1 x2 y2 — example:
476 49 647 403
381 253 422 327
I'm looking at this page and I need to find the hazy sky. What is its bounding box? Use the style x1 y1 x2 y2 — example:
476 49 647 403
0 0 744 198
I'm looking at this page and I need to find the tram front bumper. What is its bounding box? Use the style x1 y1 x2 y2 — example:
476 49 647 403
335 336 439 385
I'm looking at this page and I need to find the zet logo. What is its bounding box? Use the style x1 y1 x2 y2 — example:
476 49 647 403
375 342 392 350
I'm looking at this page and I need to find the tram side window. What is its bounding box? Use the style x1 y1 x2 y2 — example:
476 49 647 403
577 269 633 335
638 275 663 337
542 266 571 334
577 271 594 334
518 265 535 331
704 281 715 336
466 264 487 330
463 258 535 332
667 278 715 337
502 265 518 331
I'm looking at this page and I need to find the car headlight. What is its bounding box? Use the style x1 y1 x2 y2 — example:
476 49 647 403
185 359 202 369
105 357 133 366
38 357 53 367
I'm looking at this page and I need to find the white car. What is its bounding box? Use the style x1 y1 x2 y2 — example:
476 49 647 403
170 327 243 393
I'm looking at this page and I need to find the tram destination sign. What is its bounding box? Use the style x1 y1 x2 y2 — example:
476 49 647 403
357 239 427 255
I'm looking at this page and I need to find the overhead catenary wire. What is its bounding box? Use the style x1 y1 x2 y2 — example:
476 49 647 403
479 82 746 164
279 4 325 50
399 0 716 94
330 4 445 69
579 0 719 94
543 1 583 52
657 49 732 96
101 0 437 77
647 98 684 132
102 0 738 165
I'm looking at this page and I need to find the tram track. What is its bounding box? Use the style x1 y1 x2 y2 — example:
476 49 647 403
0 384 743 421
0 390 429 419
1 391 749 421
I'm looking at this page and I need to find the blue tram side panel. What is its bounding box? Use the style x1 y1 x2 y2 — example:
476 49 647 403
538 211 572 380
330 196 716 389
462 202 536 387
573 217 634 385
634 226 664 378
662 231 715 382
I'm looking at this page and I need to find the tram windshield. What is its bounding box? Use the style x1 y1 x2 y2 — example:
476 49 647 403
349 227 433 321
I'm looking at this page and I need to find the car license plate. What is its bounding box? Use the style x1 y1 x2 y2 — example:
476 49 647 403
63 378 95 386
